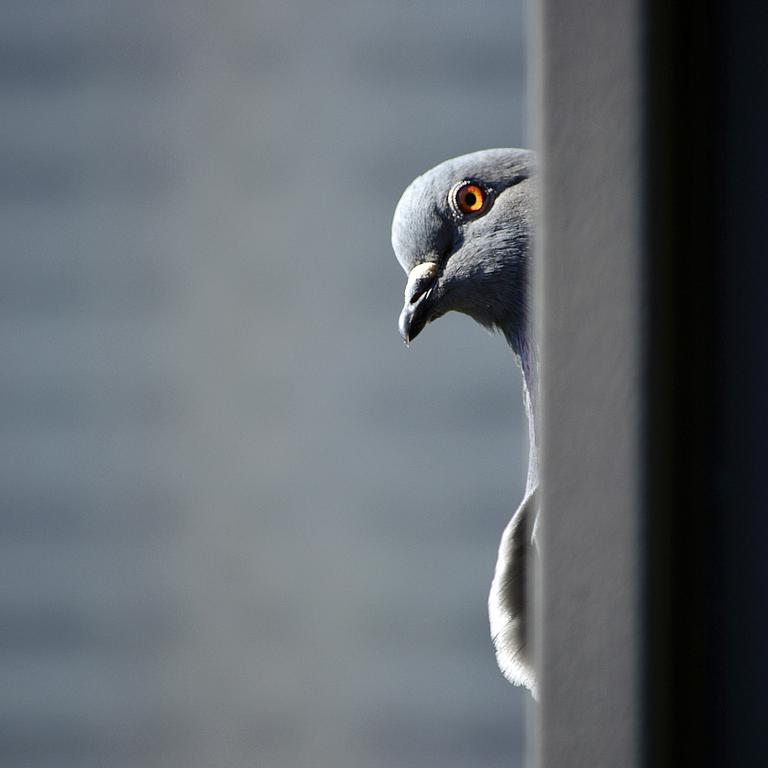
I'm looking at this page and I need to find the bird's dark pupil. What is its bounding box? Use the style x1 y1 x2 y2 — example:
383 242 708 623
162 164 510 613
465 192 476 206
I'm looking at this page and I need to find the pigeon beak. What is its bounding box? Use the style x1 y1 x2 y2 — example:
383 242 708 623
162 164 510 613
399 262 438 345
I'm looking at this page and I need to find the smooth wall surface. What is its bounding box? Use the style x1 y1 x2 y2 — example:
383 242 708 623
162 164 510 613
535 0 643 764
3 2 529 766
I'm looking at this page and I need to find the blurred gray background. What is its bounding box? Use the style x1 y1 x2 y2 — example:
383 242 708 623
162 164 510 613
2 1 529 766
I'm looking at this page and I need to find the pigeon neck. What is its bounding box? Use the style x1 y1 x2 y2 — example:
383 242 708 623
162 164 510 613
502 326 539 495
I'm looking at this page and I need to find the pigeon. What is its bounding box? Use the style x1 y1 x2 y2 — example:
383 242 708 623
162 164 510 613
391 148 538 690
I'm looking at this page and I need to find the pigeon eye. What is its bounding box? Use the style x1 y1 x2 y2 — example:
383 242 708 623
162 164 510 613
455 183 487 215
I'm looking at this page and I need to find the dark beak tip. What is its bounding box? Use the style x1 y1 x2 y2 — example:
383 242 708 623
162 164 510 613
398 306 412 345
398 307 426 346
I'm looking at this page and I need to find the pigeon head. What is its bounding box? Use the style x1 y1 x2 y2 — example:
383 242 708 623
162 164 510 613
391 148 535 351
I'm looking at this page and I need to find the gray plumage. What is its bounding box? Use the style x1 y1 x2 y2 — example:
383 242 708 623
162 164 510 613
391 148 538 690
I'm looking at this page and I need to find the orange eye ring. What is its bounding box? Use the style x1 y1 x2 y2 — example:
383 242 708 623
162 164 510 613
455 182 487 215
